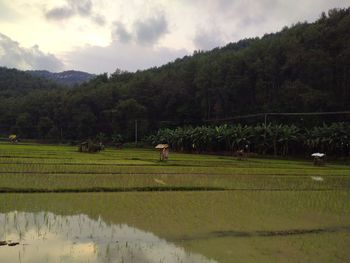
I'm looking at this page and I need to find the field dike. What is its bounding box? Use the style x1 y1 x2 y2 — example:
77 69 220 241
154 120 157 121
0 186 226 193
0 187 348 193
176 225 350 241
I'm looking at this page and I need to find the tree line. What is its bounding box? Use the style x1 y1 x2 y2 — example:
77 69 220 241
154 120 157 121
147 123 350 157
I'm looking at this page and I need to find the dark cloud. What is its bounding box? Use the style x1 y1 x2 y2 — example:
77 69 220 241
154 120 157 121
70 0 92 16
134 15 168 45
45 6 74 20
45 0 103 25
111 14 168 46
113 22 132 43
0 33 64 71
92 14 106 26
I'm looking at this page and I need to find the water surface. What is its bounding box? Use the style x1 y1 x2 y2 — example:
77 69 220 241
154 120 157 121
0 211 215 263
0 191 349 263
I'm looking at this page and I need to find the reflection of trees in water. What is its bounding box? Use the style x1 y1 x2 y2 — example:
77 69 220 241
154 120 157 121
0 211 217 263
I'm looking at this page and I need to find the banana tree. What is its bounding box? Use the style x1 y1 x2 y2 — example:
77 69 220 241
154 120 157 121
230 124 253 152
278 125 300 156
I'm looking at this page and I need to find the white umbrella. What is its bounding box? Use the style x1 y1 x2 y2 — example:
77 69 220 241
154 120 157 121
155 144 168 149
311 153 325 157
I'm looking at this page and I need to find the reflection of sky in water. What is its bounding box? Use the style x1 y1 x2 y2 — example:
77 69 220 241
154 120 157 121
0 211 216 263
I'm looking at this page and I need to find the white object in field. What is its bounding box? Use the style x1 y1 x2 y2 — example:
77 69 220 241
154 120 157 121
311 153 325 157
155 144 169 149
311 176 324 181
154 178 166 185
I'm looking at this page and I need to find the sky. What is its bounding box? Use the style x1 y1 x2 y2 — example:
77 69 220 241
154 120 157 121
0 0 349 74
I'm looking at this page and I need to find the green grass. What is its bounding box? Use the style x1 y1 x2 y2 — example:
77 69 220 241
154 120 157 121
0 142 349 192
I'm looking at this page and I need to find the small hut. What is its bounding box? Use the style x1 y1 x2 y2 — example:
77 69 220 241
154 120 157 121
79 142 90 152
155 144 169 161
78 140 104 153
9 134 17 143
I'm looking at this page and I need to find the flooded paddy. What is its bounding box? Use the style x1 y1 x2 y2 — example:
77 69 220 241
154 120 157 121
0 143 350 262
0 211 214 263
1 191 349 263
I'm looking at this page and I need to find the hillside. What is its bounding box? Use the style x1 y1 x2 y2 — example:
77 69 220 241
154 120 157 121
0 8 349 140
27 70 95 86
0 67 62 97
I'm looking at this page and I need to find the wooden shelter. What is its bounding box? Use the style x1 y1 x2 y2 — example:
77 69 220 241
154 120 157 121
78 140 104 153
79 142 90 152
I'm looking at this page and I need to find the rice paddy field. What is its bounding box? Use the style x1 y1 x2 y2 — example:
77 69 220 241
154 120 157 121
0 142 349 263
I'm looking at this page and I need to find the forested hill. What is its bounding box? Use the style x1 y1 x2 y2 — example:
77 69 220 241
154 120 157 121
82 7 349 122
0 67 62 97
0 8 349 140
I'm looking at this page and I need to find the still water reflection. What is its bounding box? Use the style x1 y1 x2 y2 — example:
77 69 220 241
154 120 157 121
0 211 216 263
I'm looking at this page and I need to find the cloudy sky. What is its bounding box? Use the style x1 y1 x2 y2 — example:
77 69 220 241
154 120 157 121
0 0 349 73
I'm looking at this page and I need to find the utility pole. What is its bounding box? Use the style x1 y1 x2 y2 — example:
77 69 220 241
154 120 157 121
135 120 138 144
263 114 267 155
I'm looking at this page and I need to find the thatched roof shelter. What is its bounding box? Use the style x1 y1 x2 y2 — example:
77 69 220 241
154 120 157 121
9 134 17 143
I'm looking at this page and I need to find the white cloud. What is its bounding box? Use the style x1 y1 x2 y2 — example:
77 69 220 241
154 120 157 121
64 40 188 73
0 33 64 71
0 0 19 21
1 0 350 73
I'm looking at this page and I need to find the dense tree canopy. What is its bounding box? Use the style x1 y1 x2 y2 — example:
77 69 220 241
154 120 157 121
0 8 349 143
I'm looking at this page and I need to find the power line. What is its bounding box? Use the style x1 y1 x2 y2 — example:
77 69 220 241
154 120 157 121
204 111 350 123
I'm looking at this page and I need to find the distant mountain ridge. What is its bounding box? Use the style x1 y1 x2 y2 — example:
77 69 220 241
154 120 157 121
27 70 95 86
